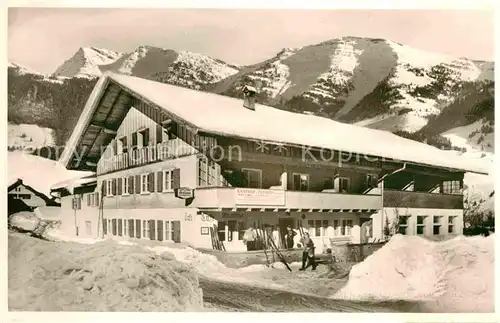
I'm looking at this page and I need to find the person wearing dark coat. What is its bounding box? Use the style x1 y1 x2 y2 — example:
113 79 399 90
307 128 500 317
298 232 317 271
285 225 297 249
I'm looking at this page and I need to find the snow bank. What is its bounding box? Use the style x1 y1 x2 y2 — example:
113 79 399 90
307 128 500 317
8 232 204 311
333 234 494 312
9 211 41 232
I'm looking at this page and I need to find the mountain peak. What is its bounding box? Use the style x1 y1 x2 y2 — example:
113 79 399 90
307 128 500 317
52 47 124 78
8 61 43 76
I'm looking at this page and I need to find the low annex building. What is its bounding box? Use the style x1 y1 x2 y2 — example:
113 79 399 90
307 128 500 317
53 72 488 253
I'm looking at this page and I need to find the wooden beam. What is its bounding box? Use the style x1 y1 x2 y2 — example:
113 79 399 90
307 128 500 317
86 161 97 167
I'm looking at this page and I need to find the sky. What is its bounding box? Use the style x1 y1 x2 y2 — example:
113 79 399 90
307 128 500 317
8 8 494 75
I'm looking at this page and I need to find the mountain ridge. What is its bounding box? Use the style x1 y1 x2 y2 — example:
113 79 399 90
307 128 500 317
8 36 494 152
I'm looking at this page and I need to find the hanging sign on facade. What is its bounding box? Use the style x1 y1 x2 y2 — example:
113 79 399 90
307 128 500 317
175 187 195 199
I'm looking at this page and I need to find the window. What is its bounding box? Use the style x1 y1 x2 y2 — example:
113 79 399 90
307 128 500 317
341 219 353 236
163 170 173 191
333 220 340 236
442 180 462 195
417 216 426 235
117 219 123 237
448 216 456 234
334 176 350 193
138 128 150 148
242 168 262 188
143 220 147 238
141 174 149 193
165 221 171 240
197 157 218 187
122 177 129 195
398 216 410 235
118 136 128 154
292 173 309 191
123 219 128 236
314 220 322 236
106 179 113 196
322 220 329 236
366 174 378 188
433 216 442 235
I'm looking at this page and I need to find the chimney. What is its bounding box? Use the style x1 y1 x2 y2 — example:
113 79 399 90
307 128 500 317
242 85 257 110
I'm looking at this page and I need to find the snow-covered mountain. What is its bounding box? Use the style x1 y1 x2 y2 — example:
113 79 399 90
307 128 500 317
8 62 43 76
52 47 123 79
9 37 494 145
216 37 493 134
53 45 240 89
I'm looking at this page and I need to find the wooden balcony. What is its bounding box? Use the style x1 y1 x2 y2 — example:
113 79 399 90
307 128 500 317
383 189 463 209
96 139 197 175
194 187 382 212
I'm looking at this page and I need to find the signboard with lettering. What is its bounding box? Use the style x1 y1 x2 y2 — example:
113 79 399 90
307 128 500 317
175 187 194 199
221 211 245 218
234 188 285 206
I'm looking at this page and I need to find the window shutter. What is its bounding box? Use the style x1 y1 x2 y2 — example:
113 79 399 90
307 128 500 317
143 128 150 146
128 176 134 194
76 196 81 209
135 175 141 194
112 139 118 155
102 181 107 197
103 217 107 235
132 132 138 150
156 124 163 144
71 197 75 210
112 179 117 195
96 193 100 207
117 178 123 195
172 168 181 189
157 171 163 192
87 194 90 206
148 172 155 193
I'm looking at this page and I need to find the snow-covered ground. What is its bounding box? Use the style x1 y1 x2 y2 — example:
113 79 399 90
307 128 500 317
8 209 495 313
442 120 494 153
333 234 494 313
8 123 55 151
7 151 94 197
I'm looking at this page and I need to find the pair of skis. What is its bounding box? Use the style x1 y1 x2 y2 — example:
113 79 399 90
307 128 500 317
254 221 292 272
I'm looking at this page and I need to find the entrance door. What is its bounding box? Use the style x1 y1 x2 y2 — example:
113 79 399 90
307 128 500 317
278 217 295 249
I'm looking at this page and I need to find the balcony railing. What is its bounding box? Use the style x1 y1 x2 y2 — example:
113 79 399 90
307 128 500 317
97 139 197 175
194 187 382 212
383 189 463 209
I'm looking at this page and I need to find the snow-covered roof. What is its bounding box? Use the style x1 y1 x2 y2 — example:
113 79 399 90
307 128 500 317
60 72 489 175
8 152 95 197
50 174 97 193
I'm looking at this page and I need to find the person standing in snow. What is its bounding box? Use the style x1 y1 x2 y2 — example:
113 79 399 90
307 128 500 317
299 232 317 271
243 225 257 251
285 225 297 249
